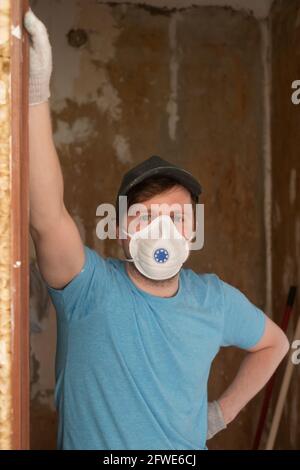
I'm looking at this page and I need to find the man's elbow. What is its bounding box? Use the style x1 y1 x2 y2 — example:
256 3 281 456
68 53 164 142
276 330 290 360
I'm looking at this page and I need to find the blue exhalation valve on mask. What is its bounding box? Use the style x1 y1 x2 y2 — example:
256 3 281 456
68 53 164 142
154 248 169 263
123 214 195 281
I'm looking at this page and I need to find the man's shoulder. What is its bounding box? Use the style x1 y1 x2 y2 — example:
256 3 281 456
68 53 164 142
181 266 223 300
182 265 220 285
84 245 123 270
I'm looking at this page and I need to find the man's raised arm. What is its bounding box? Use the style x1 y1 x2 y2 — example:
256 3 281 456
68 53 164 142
25 9 84 289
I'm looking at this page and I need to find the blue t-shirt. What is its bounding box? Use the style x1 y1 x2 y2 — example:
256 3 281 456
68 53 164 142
46 245 266 450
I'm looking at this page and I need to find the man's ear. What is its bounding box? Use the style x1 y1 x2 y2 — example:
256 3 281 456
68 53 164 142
116 224 120 245
116 224 123 247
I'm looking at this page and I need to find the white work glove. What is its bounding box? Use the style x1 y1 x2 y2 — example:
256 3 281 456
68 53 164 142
206 400 227 440
23 8 52 105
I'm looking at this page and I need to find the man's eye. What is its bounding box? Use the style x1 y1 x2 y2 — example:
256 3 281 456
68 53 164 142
140 214 150 222
173 214 183 223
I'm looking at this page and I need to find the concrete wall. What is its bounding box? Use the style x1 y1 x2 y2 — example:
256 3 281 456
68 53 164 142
30 0 268 449
270 0 300 450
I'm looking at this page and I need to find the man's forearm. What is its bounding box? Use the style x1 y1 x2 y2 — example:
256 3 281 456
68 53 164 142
29 101 65 234
218 343 289 425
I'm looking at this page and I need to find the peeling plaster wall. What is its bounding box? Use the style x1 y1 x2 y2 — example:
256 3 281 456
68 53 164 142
30 0 267 449
29 245 57 449
97 0 274 19
270 0 300 450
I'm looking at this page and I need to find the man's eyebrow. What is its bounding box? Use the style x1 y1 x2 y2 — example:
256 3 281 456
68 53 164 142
136 207 151 214
139 206 188 214
145 207 185 212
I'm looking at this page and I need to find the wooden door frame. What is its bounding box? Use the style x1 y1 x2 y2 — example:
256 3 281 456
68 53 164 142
10 0 30 450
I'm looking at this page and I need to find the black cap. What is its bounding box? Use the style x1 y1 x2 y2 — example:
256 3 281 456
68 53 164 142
116 155 202 214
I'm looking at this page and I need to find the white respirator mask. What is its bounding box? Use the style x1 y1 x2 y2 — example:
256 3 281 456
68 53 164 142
123 214 195 281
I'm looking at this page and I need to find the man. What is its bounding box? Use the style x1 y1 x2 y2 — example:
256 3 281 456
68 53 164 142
24 9 289 450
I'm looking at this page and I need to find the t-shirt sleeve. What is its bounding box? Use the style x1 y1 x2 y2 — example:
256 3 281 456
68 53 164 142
45 244 108 322
219 278 267 350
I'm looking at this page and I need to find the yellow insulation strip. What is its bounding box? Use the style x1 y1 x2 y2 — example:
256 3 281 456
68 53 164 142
0 0 12 450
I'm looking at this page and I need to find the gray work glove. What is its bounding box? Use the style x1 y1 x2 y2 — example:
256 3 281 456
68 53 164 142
207 400 227 440
23 8 52 105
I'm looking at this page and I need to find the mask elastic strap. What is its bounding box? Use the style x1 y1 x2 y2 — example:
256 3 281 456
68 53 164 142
121 230 134 263
187 230 197 243
122 226 196 242
120 226 134 238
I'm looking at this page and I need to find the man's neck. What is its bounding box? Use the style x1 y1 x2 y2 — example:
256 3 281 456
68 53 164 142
125 261 180 298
